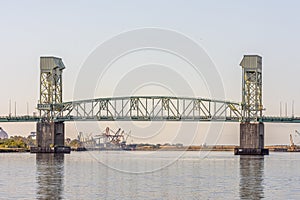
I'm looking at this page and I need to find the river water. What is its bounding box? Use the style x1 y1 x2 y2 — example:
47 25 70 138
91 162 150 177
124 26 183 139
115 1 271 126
1 151 300 199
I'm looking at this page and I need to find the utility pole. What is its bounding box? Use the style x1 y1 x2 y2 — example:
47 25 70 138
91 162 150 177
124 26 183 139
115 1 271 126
292 100 294 118
9 99 11 117
280 101 282 117
15 101 17 117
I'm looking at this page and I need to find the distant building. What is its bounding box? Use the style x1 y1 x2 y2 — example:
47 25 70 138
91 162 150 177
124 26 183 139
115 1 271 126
28 132 36 140
0 127 8 139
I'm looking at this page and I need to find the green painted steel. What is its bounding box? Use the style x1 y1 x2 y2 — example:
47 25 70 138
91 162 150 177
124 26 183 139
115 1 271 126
1 113 300 123
240 55 263 122
259 117 300 123
56 96 243 122
38 57 65 121
0 116 40 122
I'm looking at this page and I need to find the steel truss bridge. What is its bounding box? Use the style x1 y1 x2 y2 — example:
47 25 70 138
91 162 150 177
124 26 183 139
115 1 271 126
1 96 300 123
53 96 242 122
1 55 298 156
0 55 300 124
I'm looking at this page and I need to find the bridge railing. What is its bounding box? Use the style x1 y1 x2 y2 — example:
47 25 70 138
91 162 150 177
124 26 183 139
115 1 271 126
259 116 300 123
0 115 40 122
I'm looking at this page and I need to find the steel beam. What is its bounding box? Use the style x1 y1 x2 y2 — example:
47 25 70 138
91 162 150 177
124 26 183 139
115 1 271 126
55 96 242 122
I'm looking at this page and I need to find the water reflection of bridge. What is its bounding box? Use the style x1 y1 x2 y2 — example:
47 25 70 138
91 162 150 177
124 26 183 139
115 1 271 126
36 154 64 200
239 156 264 199
34 153 267 199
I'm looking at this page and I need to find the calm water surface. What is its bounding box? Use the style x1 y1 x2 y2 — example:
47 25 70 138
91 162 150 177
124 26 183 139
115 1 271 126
1 151 300 199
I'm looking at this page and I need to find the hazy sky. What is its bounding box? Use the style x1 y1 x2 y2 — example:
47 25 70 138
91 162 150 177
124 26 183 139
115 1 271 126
0 0 300 145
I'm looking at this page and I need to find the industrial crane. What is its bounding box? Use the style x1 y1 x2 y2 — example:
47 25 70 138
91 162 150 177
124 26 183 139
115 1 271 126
289 130 300 151
290 134 296 151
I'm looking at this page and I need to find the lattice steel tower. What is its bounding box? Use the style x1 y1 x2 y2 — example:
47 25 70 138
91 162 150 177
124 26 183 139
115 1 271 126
240 55 263 121
234 55 268 155
38 57 65 121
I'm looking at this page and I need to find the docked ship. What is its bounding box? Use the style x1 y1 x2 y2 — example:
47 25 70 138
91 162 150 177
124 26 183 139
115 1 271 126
78 127 136 151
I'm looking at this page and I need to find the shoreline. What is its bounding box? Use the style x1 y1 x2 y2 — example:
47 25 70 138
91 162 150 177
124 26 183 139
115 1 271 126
0 148 29 153
0 145 298 153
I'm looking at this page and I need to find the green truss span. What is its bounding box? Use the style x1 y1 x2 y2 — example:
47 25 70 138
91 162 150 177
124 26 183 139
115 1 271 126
0 96 299 123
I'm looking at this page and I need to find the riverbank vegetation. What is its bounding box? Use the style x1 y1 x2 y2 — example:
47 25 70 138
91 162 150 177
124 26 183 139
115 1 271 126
0 136 35 149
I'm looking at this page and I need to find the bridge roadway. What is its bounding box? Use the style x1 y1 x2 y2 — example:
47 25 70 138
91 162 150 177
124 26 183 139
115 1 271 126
1 96 300 123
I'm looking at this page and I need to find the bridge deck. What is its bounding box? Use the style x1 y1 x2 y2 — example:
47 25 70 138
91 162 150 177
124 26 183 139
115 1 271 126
1 115 300 123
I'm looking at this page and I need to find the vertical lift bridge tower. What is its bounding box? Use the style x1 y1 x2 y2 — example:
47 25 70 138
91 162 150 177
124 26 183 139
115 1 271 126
234 55 269 155
31 57 70 153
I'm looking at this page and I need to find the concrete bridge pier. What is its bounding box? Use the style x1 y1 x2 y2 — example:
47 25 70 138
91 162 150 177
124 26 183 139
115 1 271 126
234 122 269 155
37 121 64 148
31 121 70 153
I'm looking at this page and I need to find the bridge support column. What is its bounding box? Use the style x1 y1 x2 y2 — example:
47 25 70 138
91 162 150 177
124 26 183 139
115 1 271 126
234 122 269 155
31 121 70 153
